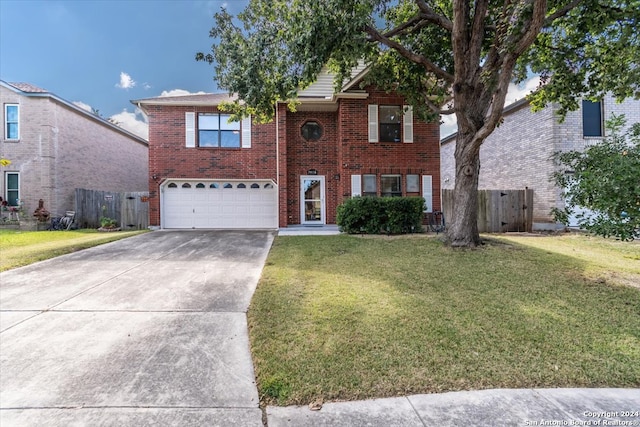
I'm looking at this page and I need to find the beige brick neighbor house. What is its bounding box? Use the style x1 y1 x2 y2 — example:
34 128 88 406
1 80 148 222
440 95 640 230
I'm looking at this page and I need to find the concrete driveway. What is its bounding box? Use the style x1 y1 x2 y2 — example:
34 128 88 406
0 230 274 426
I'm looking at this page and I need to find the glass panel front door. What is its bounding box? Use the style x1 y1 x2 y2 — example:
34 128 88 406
301 176 325 224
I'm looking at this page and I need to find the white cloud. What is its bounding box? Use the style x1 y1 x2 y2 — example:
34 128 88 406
73 101 93 113
505 75 541 106
440 113 458 138
116 72 136 90
159 88 207 97
109 108 148 140
438 75 541 138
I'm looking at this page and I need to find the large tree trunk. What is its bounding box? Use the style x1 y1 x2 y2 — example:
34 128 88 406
445 131 482 247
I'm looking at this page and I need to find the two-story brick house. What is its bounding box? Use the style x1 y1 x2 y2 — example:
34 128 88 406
133 68 441 229
440 94 639 230
1 80 149 221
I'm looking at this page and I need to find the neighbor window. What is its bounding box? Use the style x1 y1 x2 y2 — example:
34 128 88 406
4 104 19 140
362 174 377 196
381 174 402 197
379 105 402 142
582 100 603 137
198 113 240 148
5 172 19 205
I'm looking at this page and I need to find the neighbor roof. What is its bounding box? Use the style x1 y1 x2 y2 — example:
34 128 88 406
1 80 148 144
6 82 49 93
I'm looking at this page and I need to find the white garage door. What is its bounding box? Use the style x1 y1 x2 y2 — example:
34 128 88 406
162 179 278 229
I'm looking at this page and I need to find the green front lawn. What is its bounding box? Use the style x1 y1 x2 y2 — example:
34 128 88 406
249 234 640 406
0 229 147 271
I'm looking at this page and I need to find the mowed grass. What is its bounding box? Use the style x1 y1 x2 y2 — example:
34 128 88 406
0 229 147 271
249 233 640 406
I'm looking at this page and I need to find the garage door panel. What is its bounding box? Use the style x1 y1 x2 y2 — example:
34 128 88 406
163 180 277 229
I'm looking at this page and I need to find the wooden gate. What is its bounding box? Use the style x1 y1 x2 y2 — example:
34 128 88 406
442 189 533 233
75 189 149 230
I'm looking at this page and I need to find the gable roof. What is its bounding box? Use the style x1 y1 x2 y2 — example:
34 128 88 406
133 63 371 113
298 61 369 98
132 93 236 108
1 80 148 144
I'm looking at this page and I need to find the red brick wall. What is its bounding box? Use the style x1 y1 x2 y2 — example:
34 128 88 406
336 88 441 212
146 105 277 225
147 86 441 227
284 111 339 225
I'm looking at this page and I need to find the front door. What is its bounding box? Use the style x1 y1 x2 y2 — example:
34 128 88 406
300 176 325 225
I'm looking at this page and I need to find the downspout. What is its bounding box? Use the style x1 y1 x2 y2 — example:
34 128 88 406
275 103 280 228
275 103 279 185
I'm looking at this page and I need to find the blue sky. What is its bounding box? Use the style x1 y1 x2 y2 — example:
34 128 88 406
1 0 537 139
0 0 248 137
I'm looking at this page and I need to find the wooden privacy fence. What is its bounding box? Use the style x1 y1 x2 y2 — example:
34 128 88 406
75 188 149 230
442 189 533 233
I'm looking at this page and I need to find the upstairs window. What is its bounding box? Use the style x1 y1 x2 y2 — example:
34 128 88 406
379 106 402 142
368 104 413 143
198 113 240 148
4 104 19 140
582 100 603 137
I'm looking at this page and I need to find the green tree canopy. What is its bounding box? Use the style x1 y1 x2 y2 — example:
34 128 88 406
198 0 640 247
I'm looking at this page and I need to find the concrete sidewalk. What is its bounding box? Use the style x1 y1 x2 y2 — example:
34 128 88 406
267 388 640 426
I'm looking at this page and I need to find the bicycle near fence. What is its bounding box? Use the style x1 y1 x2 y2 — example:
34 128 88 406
427 210 446 234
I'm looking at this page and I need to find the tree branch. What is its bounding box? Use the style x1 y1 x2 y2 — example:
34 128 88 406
452 0 471 83
424 94 454 115
544 0 582 25
514 0 547 56
383 16 431 39
469 0 489 69
415 0 454 32
365 25 454 83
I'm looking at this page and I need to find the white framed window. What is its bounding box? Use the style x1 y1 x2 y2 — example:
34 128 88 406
381 174 402 197
185 112 251 148
368 104 413 143
406 174 420 192
4 104 19 140
5 172 19 206
198 113 240 148
379 105 402 142
362 174 377 196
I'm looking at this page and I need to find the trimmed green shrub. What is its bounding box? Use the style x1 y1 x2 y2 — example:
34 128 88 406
337 196 425 234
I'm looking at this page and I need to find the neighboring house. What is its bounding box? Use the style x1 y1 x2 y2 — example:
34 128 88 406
1 80 148 220
440 94 640 230
133 67 441 229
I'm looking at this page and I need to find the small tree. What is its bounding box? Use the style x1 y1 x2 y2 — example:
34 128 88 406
552 115 640 240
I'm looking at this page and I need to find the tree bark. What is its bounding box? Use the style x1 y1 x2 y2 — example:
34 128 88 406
446 131 482 247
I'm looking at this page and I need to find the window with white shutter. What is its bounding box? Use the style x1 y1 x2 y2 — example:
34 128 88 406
185 112 195 148
403 105 413 143
368 105 378 143
241 115 252 148
351 175 362 197
422 175 433 212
